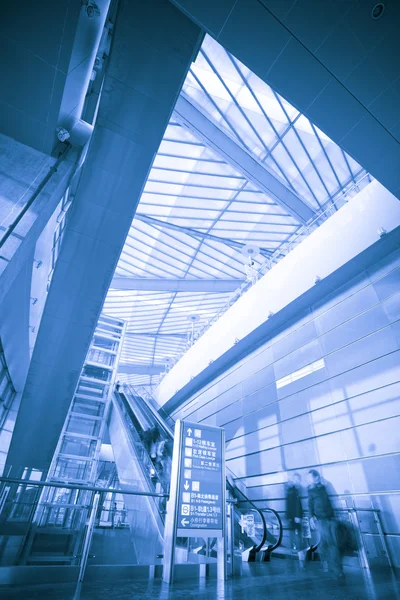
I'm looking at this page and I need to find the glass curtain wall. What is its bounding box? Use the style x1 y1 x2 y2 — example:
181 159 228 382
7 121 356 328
1 315 128 566
48 315 125 486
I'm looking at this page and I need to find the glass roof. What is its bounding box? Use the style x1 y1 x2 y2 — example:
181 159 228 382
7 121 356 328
103 34 370 389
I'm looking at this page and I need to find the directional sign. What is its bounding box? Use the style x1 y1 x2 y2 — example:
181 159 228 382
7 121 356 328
175 420 225 537
244 513 255 537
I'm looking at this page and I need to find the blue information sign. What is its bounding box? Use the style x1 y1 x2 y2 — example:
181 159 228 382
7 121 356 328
176 421 224 537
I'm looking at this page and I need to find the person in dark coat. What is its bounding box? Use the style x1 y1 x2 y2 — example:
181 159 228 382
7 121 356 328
308 469 343 579
286 472 307 567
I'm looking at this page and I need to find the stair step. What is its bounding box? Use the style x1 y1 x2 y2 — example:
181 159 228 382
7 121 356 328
34 528 77 534
27 555 75 563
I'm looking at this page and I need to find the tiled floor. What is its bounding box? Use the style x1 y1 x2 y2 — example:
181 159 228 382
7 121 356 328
0 562 398 600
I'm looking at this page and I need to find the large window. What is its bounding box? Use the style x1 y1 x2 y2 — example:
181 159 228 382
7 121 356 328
72 397 105 417
0 342 16 429
66 416 101 437
60 436 97 458
92 335 119 352
86 348 116 367
53 457 92 481
75 380 108 399
82 364 112 382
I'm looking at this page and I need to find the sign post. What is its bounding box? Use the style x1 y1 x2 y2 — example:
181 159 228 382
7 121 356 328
163 420 226 583
240 513 255 538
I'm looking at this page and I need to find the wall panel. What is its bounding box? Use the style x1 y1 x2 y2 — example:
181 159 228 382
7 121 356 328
274 338 322 380
314 283 379 335
372 266 400 301
382 291 400 323
171 250 400 566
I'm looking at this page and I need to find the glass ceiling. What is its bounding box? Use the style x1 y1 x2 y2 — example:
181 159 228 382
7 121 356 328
103 34 370 389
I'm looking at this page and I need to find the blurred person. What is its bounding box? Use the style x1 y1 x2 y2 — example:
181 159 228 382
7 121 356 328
148 427 159 462
286 472 307 568
117 506 127 527
161 439 173 491
141 426 157 456
156 438 166 465
308 469 343 580
111 500 117 527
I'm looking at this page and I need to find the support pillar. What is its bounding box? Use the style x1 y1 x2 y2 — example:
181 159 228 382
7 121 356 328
6 0 201 473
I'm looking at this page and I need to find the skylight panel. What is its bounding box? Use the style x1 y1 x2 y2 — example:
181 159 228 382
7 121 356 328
104 32 368 390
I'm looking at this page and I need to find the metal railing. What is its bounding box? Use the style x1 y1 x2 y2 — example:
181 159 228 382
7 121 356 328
0 145 72 251
0 476 169 596
337 507 393 571
275 505 393 572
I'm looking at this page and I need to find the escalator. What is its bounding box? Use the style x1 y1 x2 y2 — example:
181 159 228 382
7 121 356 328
112 385 282 565
112 391 169 523
227 481 282 562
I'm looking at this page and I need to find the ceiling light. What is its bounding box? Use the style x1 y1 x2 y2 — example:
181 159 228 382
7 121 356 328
371 3 385 19
85 1 100 18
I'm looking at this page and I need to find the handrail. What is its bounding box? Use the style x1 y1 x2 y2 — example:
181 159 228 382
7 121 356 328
0 145 71 250
228 483 267 552
123 384 174 439
300 507 392 569
0 476 167 498
260 508 283 551
113 393 169 503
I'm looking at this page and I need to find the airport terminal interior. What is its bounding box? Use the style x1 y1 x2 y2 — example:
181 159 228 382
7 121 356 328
0 0 400 598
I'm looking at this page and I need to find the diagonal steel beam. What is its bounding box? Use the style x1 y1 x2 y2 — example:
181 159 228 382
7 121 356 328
174 96 315 224
118 363 164 375
135 213 272 257
125 332 187 338
111 277 242 292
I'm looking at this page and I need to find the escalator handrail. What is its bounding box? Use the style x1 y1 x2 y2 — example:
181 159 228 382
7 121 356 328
112 393 169 519
121 385 278 554
260 507 283 552
124 384 174 439
116 392 168 489
227 480 268 553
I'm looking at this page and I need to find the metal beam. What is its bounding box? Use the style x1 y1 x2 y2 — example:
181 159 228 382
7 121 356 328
111 277 242 292
135 213 272 257
118 363 164 375
174 96 315 224
125 332 187 338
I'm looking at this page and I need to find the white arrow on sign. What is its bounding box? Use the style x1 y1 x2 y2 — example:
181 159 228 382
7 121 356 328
181 518 189 527
184 481 189 490
187 428 192 436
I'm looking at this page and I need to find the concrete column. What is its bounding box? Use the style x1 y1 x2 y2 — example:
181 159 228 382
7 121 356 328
6 0 201 473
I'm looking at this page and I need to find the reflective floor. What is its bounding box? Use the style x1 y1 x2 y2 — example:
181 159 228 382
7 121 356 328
0 562 399 600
